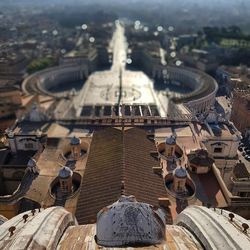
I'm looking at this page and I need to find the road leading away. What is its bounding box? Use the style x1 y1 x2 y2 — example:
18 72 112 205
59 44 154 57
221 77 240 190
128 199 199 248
110 21 128 72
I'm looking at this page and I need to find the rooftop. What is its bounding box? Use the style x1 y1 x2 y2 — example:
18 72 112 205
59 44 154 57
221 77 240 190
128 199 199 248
188 149 214 167
233 163 250 179
0 205 249 249
176 206 250 249
75 127 169 224
220 65 250 87
23 136 91 214
96 196 166 247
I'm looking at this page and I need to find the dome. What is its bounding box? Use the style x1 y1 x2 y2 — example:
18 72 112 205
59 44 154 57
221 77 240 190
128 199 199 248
70 136 81 145
1 205 249 250
0 215 7 226
165 135 176 145
59 166 73 179
173 166 187 178
27 158 37 168
96 195 166 247
0 206 203 250
0 207 76 249
175 206 250 250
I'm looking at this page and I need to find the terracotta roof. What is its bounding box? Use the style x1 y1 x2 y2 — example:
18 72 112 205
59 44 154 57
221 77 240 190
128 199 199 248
75 128 168 225
75 128 123 224
123 128 168 205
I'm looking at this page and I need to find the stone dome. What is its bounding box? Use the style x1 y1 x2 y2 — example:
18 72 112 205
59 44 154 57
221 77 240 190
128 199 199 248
0 207 76 249
96 195 166 247
173 166 187 178
165 135 176 145
27 158 37 168
1 206 249 250
175 206 250 250
70 136 81 145
59 166 73 179
0 215 7 226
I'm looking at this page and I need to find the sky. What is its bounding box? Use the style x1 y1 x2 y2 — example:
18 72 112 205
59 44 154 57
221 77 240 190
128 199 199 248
0 0 247 4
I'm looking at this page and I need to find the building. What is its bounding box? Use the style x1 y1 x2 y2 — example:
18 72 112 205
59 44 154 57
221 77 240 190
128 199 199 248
130 43 218 115
0 199 249 249
0 21 249 245
0 53 27 75
22 64 89 97
180 48 218 73
0 84 22 118
230 163 250 198
0 84 22 130
231 90 250 134
187 149 214 174
0 107 248 221
22 22 218 117
216 65 250 92
59 46 98 73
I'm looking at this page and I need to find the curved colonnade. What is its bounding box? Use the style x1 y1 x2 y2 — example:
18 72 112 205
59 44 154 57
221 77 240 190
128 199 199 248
165 65 218 114
22 64 89 97
22 63 218 115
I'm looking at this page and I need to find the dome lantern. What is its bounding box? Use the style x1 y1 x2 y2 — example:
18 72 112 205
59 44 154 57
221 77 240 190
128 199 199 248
70 136 81 160
59 166 73 179
70 136 81 146
173 165 187 192
165 135 176 157
58 166 73 194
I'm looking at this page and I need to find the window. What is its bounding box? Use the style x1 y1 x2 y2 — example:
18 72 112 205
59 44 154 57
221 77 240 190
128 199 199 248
214 147 222 153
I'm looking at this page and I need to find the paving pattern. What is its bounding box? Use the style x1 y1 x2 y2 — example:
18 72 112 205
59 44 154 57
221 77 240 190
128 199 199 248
76 22 165 117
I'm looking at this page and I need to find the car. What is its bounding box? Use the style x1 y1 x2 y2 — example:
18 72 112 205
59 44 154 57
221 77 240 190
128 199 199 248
239 142 244 147
238 147 243 152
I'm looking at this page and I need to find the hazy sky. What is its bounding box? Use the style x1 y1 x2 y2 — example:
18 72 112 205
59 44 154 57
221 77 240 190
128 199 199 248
1 0 250 33
1 0 248 4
